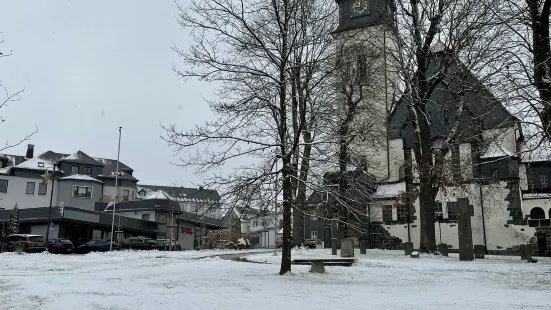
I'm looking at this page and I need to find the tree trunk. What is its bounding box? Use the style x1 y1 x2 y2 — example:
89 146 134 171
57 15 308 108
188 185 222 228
293 139 310 244
528 0 551 138
418 179 436 252
279 157 293 275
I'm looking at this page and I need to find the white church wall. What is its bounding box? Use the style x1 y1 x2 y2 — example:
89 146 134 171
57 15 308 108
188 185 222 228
481 182 532 252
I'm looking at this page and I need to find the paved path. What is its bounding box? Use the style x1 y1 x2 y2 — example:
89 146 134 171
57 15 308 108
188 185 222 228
200 250 274 261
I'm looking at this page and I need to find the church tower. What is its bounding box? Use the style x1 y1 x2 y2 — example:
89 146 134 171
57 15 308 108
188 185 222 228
333 0 400 182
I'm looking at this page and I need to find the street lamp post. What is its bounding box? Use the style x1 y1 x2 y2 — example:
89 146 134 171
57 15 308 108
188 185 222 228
44 163 57 245
109 127 122 251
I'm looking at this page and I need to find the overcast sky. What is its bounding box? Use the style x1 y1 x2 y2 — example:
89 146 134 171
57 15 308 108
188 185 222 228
0 0 214 187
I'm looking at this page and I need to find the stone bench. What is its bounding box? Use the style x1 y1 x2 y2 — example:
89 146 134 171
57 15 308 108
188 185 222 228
292 258 356 273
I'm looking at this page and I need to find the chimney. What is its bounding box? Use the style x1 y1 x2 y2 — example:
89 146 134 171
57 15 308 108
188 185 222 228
26 144 34 159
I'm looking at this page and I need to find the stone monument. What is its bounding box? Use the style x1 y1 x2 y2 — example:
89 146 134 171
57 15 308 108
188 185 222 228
457 198 474 261
437 243 448 257
403 242 413 256
359 239 367 254
474 245 485 259
341 237 355 257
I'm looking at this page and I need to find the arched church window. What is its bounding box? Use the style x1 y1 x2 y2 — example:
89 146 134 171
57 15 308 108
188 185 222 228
530 207 545 220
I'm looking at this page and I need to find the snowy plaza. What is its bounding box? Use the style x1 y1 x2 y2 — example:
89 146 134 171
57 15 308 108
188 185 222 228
0 249 550 310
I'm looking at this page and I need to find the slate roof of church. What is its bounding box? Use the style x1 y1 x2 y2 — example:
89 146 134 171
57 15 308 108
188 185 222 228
388 56 517 148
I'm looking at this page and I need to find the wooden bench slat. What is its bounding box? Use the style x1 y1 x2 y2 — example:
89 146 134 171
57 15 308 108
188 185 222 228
291 258 356 267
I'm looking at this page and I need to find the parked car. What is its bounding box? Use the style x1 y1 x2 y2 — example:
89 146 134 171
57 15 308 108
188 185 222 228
74 240 118 254
7 234 47 253
120 237 157 250
47 238 74 254
276 236 316 249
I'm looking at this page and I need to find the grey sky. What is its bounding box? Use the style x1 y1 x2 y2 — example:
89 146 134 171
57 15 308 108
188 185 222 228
0 0 213 187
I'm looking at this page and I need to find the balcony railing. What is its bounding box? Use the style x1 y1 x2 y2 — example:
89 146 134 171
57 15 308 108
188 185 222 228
98 195 141 203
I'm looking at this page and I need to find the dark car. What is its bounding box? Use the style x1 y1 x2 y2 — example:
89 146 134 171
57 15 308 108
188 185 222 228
74 239 119 254
47 238 74 254
7 234 47 253
276 236 316 249
120 237 157 250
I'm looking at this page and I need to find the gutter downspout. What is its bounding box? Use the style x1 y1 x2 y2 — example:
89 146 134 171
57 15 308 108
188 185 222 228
479 185 488 254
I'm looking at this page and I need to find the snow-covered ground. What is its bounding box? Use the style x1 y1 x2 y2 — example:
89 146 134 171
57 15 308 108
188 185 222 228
1 249 550 310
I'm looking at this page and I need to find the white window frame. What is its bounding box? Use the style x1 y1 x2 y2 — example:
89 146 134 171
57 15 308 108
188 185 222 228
26 182 36 195
38 183 48 196
72 185 93 198
0 179 8 193
311 231 318 240
540 174 548 188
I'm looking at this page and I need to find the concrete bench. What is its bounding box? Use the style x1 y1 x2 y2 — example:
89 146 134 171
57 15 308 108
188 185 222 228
292 258 356 273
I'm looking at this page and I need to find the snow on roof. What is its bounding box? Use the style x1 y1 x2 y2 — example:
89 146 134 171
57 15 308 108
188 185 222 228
62 152 82 161
480 141 514 159
144 190 173 201
371 182 406 199
14 155 58 172
59 174 103 183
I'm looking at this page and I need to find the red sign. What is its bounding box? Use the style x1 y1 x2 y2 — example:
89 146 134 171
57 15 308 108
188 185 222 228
180 227 193 235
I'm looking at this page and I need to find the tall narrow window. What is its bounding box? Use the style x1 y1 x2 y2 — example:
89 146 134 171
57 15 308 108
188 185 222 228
26 182 35 194
0 179 8 193
435 201 443 220
446 202 457 220
382 205 393 222
444 110 450 123
539 174 548 188
38 183 48 196
397 204 408 222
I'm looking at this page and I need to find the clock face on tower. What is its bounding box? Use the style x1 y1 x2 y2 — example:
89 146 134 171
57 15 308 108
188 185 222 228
351 0 370 18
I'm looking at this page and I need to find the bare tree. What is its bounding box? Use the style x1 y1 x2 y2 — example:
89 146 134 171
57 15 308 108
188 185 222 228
164 0 338 274
380 0 515 252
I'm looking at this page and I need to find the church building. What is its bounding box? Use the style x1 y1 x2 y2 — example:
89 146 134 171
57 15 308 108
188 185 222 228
311 0 551 256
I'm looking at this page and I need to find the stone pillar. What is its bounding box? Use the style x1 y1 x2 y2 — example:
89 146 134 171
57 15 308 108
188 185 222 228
474 245 485 259
331 220 337 255
359 239 367 254
526 244 533 262
403 242 413 255
437 243 448 257
519 244 527 260
457 198 474 261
